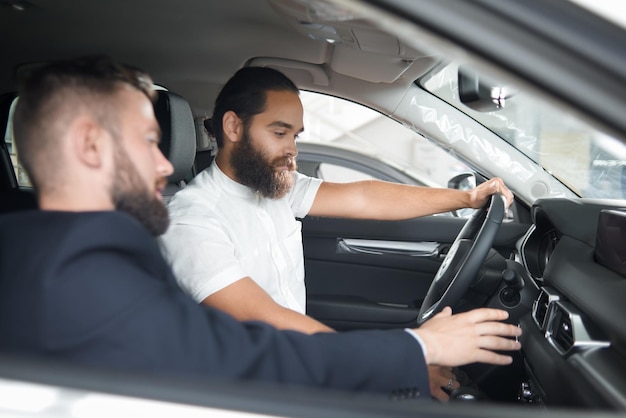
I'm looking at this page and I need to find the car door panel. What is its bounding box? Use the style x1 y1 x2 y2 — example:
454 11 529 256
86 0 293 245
303 215 530 330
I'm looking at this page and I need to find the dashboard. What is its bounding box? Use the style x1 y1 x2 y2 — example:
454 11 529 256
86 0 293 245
516 198 626 409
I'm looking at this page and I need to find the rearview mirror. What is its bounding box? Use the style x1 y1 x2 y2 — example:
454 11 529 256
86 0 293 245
458 66 515 112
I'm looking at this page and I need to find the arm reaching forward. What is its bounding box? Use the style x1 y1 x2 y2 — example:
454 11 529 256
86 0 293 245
413 307 522 367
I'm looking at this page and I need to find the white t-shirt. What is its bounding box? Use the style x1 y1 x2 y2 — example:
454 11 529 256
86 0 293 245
159 163 322 314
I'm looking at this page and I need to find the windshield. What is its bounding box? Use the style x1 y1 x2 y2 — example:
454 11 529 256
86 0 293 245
421 62 626 199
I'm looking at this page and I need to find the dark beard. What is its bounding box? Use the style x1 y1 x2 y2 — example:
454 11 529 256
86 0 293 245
111 147 170 236
230 128 296 199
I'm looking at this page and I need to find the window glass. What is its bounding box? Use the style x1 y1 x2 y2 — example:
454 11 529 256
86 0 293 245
421 62 626 199
299 91 470 188
4 98 32 187
317 163 375 183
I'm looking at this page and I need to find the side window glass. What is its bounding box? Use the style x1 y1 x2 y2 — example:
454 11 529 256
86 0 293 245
4 97 32 187
317 163 375 183
299 91 471 189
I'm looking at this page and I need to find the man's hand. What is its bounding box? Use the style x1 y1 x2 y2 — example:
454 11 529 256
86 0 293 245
428 365 459 401
413 307 522 367
468 177 514 209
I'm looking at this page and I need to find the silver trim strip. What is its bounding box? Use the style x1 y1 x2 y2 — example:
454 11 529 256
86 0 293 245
337 239 439 257
545 300 610 357
532 286 560 331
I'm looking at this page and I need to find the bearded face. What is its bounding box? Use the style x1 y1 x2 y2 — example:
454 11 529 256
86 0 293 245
110 145 170 236
230 126 297 199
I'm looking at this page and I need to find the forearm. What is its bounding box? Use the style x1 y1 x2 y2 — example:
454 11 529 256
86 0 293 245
360 182 470 219
202 278 334 334
310 177 512 220
131 286 427 394
311 180 471 220
255 305 334 334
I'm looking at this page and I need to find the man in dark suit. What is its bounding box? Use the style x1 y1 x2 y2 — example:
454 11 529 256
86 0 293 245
0 56 521 399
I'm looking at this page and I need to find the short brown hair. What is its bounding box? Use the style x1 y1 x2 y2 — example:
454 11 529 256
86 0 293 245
12 55 155 192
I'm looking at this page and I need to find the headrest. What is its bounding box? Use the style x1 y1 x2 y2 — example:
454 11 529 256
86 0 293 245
154 90 196 184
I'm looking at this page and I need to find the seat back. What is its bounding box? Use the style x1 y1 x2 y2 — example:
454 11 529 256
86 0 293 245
153 90 197 203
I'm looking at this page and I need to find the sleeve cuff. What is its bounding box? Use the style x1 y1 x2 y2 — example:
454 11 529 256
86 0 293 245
404 328 427 360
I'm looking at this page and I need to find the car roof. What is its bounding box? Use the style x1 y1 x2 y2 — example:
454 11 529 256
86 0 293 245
2 0 624 146
0 0 433 117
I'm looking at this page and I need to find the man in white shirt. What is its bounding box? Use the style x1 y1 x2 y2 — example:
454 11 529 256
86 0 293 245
160 66 514 400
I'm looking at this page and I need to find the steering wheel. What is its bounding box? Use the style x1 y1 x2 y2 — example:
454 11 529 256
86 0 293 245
417 193 506 325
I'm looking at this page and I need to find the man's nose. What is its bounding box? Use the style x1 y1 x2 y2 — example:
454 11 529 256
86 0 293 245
286 136 298 157
156 148 174 177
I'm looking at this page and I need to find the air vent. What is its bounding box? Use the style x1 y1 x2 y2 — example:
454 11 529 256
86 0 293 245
551 307 574 353
545 301 610 356
532 287 559 331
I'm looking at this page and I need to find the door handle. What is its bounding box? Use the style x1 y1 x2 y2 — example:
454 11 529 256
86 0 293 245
337 238 440 257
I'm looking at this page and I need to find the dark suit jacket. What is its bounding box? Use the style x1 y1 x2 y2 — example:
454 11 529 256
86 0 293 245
0 210 429 396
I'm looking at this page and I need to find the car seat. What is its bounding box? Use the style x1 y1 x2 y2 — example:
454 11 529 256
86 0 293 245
153 90 197 203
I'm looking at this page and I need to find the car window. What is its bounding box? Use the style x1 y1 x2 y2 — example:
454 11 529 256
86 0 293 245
311 162 376 183
420 62 626 200
299 91 471 188
3 97 31 187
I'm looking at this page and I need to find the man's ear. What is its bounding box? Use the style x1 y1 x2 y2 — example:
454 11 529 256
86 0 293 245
222 111 243 144
71 116 110 168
